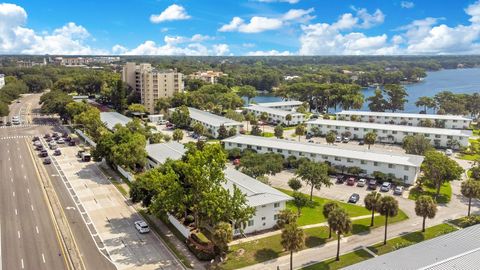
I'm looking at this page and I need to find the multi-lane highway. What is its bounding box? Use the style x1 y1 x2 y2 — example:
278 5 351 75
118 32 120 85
1 94 115 270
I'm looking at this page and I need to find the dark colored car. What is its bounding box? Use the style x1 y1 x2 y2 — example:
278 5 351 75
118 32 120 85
346 177 356 186
358 140 365 145
44 133 51 138
65 136 72 142
6 121 12 126
0 120 4 126
32 136 40 141
43 157 52 164
39 150 48 157
45 137 53 142
62 132 69 138
368 179 377 190
336 175 346 184
348 193 360 203
54 149 61 156
36 145 44 151
68 140 76 146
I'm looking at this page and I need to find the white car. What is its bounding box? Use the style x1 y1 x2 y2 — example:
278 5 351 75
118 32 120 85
357 178 367 187
134 220 150 234
445 149 453 156
57 138 65 144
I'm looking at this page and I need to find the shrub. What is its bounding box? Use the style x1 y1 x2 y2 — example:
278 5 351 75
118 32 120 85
458 215 480 228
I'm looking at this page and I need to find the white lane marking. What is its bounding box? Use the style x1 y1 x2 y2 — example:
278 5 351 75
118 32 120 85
21 164 23 168
23 175 26 180
9 168 11 171
30 205 34 211
21 258 24 269
12 192 15 197
10 178 13 183
27 188 29 194
42 253 45 263
17 231 20 239
0 220 2 270
36 226 39 234
15 209 17 215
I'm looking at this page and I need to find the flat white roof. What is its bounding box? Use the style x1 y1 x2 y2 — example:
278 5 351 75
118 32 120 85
256 100 303 107
246 104 304 117
307 119 472 137
146 142 186 164
187 107 242 127
223 135 424 167
223 167 292 207
337 110 472 121
100 112 132 130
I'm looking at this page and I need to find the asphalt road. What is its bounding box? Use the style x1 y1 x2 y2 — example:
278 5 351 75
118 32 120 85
1 94 115 270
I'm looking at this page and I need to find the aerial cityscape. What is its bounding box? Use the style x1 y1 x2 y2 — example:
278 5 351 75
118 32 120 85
1 1 480 270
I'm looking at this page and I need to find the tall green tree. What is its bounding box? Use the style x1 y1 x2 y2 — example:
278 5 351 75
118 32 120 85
415 195 437 232
295 161 332 201
172 129 183 141
212 222 233 258
326 131 336 145
292 192 309 216
461 180 480 216
295 124 306 142
422 151 464 198
328 208 352 261
402 134 433 155
364 191 381 227
415 96 436 113
367 88 387 112
377 196 399 245
237 85 257 105
276 209 298 229
364 132 377 150
383 84 408 112
155 98 171 114
170 105 191 129
218 125 228 139
274 124 284 139
286 114 292 126
323 202 339 238
288 178 302 191
281 223 305 270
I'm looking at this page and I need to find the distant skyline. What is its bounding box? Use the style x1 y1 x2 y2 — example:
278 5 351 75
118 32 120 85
2 1 480 55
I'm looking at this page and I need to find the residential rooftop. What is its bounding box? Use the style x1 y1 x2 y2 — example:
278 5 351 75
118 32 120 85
308 119 472 137
186 107 242 127
344 224 480 270
223 167 292 207
223 135 425 167
337 110 472 121
100 112 132 130
246 104 304 117
256 100 303 107
146 142 186 164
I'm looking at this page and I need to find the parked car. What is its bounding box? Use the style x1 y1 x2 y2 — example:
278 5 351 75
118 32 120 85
335 136 342 143
380 182 392 192
342 137 350 143
43 157 52 164
357 178 367 187
393 186 404 195
57 138 65 144
346 177 356 186
34 141 42 147
308 140 314 143
32 136 40 142
54 149 61 156
368 179 377 190
39 150 48 157
358 140 365 145
68 140 76 146
0 120 4 126
6 121 11 126
445 149 453 156
134 220 150 234
52 132 59 138
348 193 360 203
36 145 44 151
62 132 69 138
44 133 51 138
45 137 53 142
336 175 346 184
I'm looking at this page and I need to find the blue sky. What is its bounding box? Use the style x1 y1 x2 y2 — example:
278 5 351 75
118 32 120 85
2 0 480 55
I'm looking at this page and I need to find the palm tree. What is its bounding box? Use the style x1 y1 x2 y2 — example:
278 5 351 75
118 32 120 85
461 180 480 216
377 196 399 245
260 112 268 133
323 202 339 238
286 114 292 126
244 112 252 133
328 208 352 261
295 124 306 142
364 132 377 150
281 223 305 270
364 191 381 227
415 96 436 113
415 195 437 232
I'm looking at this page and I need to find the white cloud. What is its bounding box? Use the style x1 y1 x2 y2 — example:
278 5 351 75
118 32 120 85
112 44 128 54
164 34 213 45
212 44 230 56
254 0 300 3
124 40 209 55
401 1 415 9
242 43 256 48
282 8 315 22
247 49 292 56
150 4 191 24
349 7 385 29
0 3 105 54
219 16 283 33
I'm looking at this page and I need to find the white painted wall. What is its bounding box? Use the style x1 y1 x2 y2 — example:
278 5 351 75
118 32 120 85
236 201 286 235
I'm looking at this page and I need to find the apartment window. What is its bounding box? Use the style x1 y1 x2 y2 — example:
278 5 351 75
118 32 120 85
354 128 359 131
382 130 387 134
336 126 340 130
404 175 409 181
277 149 282 153
274 214 279 221
257 146 262 150
447 136 452 139
435 135 441 138
322 155 328 160
261 217 266 221
388 164 395 169
248 220 254 227
299 152 304 156
361 160 366 165
247 145 252 149
288 150 292 154
374 162 379 166
404 166 409 171
335 157 341 161
425 134 430 138
310 153 316 158
347 158 353 163
274 203 280 208
392 131 397 134
268 148 273 151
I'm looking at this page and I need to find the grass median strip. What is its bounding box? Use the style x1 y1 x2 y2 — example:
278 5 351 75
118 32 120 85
300 249 374 270
367 223 457 255
408 182 452 204
221 211 408 270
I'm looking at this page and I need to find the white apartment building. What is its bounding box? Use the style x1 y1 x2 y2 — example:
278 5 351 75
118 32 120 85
100 112 132 131
307 119 471 148
0 74 4 89
169 107 243 138
223 135 424 184
189 70 226 84
145 142 291 235
245 104 305 125
336 110 472 130
122 62 184 114
256 100 303 111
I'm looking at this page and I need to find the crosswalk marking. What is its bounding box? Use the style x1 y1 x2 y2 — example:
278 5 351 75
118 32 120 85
0 124 58 129
0 135 35 140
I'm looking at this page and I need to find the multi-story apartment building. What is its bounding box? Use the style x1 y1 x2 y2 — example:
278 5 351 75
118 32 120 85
336 110 472 130
122 62 184 114
256 100 303 112
245 104 305 125
189 70 226 84
0 74 5 89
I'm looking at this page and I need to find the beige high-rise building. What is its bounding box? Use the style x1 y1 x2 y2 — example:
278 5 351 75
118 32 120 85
122 62 184 113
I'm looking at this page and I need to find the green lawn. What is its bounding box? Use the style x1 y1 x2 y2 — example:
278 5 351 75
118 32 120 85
220 212 408 270
301 249 374 270
367 223 457 255
458 153 480 161
408 182 452 204
279 188 371 226
262 132 274 137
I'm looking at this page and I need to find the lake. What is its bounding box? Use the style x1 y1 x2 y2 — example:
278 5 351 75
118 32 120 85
251 68 480 113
